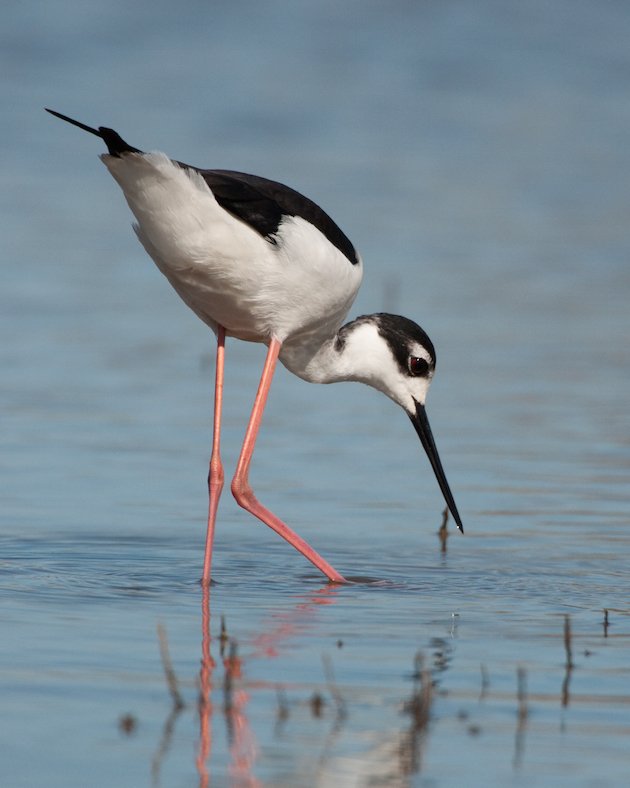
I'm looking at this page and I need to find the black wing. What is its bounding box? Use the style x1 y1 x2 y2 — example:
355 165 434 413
189 167 360 266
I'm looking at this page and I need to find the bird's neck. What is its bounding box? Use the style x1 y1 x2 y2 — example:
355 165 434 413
279 331 349 384
278 316 382 386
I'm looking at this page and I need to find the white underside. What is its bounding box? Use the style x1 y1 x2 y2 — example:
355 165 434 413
102 152 363 380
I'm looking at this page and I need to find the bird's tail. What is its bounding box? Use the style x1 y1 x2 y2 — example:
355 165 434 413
45 108 142 157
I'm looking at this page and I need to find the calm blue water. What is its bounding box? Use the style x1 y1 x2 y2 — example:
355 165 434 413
2 1 630 785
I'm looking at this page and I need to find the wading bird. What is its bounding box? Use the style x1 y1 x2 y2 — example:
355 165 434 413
46 108 464 584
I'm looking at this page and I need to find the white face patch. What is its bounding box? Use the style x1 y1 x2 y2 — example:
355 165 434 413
407 375 431 408
334 321 435 412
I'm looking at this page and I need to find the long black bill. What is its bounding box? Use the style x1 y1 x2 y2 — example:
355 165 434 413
409 401 464 533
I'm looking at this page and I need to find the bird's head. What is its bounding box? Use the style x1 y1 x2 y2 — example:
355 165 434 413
336 313 463 533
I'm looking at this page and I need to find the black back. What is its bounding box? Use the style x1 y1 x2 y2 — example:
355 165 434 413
190 167 359 266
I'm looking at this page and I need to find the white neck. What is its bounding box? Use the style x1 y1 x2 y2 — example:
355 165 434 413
278 328 347 384
278 317 431 413
278 319 393 385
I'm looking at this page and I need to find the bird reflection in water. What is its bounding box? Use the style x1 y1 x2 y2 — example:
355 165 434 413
150 587 444 787
195 583 342 787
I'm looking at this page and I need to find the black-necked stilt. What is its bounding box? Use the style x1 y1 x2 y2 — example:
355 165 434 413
46 108 464 585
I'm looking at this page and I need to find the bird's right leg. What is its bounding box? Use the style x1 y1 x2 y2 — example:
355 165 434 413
201 325 226 585
230 338 347 583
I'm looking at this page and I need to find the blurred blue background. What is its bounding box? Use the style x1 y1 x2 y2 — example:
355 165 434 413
2 1 630 786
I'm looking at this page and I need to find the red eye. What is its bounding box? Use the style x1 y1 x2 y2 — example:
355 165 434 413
408 356 429 377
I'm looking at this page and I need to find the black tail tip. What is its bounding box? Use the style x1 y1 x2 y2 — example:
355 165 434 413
45 108 142 157
45 108 101 137
97 127 142 157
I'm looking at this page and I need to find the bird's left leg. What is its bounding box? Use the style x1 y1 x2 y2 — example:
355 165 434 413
231 338 347 583
201 325 226 585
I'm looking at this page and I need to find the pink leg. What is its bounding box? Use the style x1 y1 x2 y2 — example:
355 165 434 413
202 326 226 585
231 338 347 583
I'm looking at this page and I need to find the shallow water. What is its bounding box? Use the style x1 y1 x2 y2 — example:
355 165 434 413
2 1 630 785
